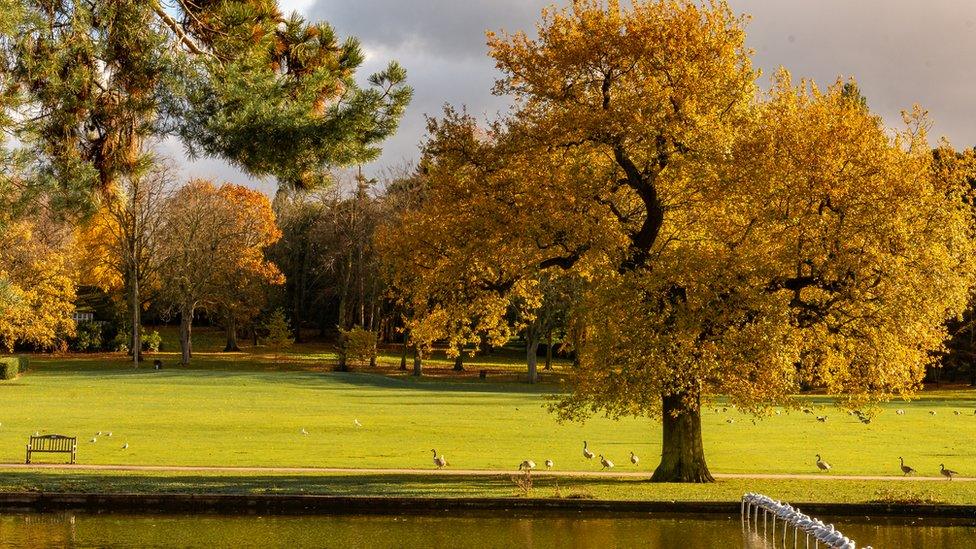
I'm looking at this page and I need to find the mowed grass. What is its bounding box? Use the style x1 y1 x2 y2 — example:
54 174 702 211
1 328 975 492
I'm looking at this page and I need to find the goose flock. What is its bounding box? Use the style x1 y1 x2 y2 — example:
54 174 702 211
814 454 962 480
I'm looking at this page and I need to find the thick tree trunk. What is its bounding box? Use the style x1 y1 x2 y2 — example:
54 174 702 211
179 308 193 366
412 346 423 377
651 392 714 483
453 352 464 372
526 339 540 384
223 315 240 352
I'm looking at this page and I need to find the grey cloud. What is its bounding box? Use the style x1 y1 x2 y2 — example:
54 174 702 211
180 1 976 190
307 0 549 61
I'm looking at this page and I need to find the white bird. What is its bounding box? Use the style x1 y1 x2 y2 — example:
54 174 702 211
896 409 905 415
519 459 536 471
599 454 614 470
431 449 448 468
122 442 128 449
899 457 916 476
774 410 781 415
90 437 97 443
630 452 639 466
33 431 39 436
545 459 554 470
940 463 959 481
815 454 831 472
301 428 308 435
354 419 362 427
582 441 595 460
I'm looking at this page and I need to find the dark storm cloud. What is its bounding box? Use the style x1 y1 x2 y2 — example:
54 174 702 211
183 0 976 188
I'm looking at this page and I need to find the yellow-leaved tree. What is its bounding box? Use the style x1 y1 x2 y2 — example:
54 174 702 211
380 0 976 482
0 219 77 351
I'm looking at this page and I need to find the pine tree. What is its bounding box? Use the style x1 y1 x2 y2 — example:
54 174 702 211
263 309 294 362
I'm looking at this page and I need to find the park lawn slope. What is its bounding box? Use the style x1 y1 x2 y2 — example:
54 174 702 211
2 350 975 483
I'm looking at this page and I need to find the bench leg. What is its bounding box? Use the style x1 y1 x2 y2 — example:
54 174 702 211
25 448 30 465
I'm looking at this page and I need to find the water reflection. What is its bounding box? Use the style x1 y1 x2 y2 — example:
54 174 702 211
0 512 973 548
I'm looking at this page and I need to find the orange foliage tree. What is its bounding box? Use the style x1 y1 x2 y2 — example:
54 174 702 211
158 180 283 364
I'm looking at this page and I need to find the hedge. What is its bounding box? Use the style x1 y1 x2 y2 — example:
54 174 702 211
0 358 18 380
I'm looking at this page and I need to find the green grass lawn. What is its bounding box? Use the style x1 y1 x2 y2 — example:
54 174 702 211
2 329 976 502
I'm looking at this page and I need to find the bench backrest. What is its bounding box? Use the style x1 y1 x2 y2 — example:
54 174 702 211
29 435 76 451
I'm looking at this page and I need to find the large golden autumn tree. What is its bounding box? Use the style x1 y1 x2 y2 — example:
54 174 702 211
381 0 976 482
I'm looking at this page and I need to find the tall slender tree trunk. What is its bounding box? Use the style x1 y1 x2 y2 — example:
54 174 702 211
413 346 423 377
453 353 464 372
544 329 553 371
179 307 193 366
336 331 348 372
526 338 540 384
399 333 408 371
223 314 240 352
651 391 714 483
130 272 141 366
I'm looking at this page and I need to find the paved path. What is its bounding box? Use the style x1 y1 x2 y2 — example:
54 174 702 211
0 463 969 482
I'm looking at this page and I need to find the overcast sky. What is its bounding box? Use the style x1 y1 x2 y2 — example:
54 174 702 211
168 0 976 192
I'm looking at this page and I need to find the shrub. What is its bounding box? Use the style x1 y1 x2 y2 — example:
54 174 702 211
111 330 130 353
142 330 162 352
71 321 104 352
16 355 28 373
263 309 293 360
0 358 19 380
338 326 377 368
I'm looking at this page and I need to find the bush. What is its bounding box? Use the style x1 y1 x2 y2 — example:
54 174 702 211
338 326 378 367
111 330 130 353
71 321 104 352
16 355 28 373
142 330 162 352
0 358 19 380
263 309 293 359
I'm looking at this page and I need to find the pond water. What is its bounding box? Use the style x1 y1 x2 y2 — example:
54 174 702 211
0 512 973 548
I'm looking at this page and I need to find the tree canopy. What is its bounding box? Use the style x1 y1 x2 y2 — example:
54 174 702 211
381 0 976 482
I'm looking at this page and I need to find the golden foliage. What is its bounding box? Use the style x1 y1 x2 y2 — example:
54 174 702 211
0 220 76 351
381 0 976 420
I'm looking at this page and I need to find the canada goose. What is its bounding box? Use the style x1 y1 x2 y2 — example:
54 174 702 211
431 449 448 468
954 410 961 416
89 437 97 443
726 418 735 424
106 432 112 437
630 452 639 465
802 408 812 414
899 457 916 476
722 407 728 413
545 459 553 470
815 454 831 472
774 410 781 415
301 428 308 435
940 464 958 480
929 411 937 416
96 431 102 436
354 419 362 427
583 441 595 460
859 417 871 425
599 454 614 470
896 409 905 415
519 459 536 471
122 442 128 449
816 416 827 423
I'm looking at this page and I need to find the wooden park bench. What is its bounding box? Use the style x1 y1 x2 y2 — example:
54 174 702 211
26 434 76 464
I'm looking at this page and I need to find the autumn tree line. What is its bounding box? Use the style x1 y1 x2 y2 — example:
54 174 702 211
5 0 976 483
